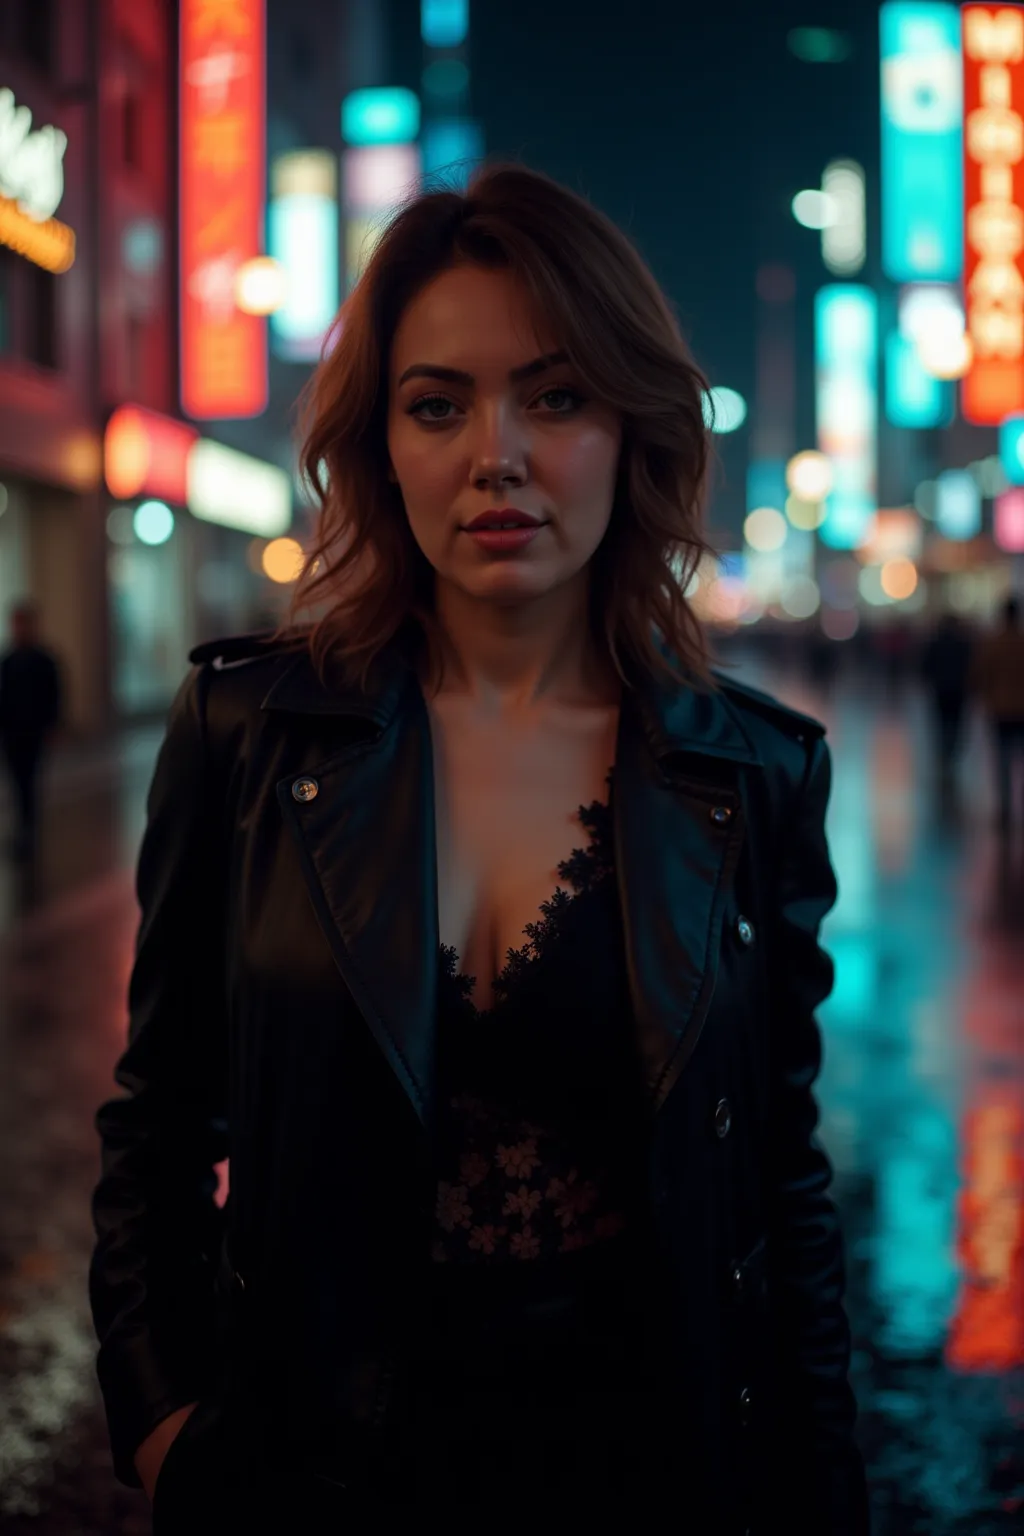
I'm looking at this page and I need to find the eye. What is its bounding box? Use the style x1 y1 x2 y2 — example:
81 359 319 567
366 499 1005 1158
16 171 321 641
534 386 584 413
407 392 459 423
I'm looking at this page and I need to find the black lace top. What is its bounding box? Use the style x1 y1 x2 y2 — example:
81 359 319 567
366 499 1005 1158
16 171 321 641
428 774 651 1293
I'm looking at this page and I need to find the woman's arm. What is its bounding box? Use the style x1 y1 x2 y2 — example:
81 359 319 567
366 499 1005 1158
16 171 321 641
764 735 870 1534
89 667 230 1489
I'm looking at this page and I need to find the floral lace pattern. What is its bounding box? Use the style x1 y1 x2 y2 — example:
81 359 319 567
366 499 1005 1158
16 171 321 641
431 777 632 1266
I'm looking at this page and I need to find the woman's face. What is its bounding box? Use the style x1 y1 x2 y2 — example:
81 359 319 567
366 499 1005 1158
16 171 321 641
386 263 622 608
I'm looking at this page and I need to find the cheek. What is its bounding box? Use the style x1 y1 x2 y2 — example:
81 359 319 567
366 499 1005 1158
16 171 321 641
545 425 621 515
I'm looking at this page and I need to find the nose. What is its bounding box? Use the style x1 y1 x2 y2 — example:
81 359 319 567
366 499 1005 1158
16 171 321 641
469 403 527 492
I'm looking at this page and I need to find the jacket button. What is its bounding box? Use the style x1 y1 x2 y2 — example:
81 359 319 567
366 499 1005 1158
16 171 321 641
292 777 319 803
739 1386 752 1425
709 805 733 826
736 915 755 946
714 1097 732 1138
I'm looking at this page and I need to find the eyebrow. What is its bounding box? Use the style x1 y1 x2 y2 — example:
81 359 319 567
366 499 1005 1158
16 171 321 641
397 350 569 388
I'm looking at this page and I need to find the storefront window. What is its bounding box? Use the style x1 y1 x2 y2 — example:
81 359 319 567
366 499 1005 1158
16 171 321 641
109 528 186 714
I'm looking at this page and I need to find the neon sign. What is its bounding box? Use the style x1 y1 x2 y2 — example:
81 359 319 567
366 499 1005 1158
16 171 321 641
0 87 74 273
815 285 878 550
879 4 963 283
962 4 1024 423
179 0 267 419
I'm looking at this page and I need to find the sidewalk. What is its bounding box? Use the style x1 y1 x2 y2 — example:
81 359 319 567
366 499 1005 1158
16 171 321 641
0 721 165 939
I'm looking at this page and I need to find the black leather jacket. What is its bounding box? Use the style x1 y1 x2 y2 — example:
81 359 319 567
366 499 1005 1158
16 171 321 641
89 631 869 1532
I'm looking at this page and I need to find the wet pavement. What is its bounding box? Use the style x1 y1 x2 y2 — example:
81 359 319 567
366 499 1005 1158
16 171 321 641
0 662 1022 1532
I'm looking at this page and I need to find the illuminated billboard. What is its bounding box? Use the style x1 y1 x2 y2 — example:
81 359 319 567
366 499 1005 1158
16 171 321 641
815 285 878 550
180 0 267 420
104 406 198 503
268 151 339 361
342 88 420 147
962 4 1024 424
880 3 963 283
187 438 291 537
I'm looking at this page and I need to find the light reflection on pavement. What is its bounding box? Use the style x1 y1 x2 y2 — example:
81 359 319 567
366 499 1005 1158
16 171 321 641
0 662 1021 1531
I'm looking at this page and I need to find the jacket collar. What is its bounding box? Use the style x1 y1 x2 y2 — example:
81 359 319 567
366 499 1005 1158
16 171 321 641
270 631 756 1137
261 633 763 768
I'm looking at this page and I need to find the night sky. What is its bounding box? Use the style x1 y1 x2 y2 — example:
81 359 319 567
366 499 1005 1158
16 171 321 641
391 0 882 538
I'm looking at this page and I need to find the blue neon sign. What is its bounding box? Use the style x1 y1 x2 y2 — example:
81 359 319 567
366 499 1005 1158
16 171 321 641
342 88 420 147
880 3 963 283
999 415 1024 485
884 331 954 428
936 469 981 539
815 285 878 550
421 0 468 48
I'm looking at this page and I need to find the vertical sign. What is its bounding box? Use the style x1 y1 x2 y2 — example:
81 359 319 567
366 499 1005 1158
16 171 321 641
962 5 1024 424
815 285 878 550
880 3 963 283
268 151 339 362
180 0 267 419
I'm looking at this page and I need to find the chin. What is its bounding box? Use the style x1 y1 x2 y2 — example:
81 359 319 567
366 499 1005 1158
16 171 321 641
464 567 557 605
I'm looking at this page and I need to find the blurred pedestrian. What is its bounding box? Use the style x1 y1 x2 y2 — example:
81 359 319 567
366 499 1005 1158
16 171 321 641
920 611 973 788
0 601 63 860
971 595 1024 827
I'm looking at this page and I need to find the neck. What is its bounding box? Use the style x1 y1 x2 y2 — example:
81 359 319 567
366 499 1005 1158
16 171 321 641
425 572 619 714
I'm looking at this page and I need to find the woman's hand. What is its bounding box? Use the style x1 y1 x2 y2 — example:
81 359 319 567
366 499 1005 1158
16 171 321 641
134 1402 199 1502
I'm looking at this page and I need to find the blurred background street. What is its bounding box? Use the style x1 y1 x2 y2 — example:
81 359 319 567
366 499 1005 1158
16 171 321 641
1 0 1023 1531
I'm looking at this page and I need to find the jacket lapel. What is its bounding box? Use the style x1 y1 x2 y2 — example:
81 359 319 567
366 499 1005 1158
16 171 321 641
262 638 763 1134
264 646 441 1134
616 666 762 1114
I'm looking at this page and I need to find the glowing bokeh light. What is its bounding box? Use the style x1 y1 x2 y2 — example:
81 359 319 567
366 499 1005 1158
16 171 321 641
918 328 973 380
858 565 892 606
106 506 136 545
744 506 788 552
262 537 305 583
880 557 919 600
702 387 748 433
785 494 827 530
995 488 1024 553
234 256 288 316
781 574 821 619
133 499 175 546
792 189 838 229
786 450 833 501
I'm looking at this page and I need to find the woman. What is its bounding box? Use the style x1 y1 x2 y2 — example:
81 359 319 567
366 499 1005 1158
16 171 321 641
89 164 868 1531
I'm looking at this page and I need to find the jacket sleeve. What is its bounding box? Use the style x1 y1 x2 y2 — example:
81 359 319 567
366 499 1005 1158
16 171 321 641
763 734 870 1534
88 666 230 1488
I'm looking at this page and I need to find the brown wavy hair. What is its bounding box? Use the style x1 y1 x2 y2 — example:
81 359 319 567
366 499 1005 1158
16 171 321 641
278 161 718 694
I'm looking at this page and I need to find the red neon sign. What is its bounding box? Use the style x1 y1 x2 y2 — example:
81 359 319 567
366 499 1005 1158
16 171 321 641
962 5 1024 424
180 0 267 420
104 406 199 503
